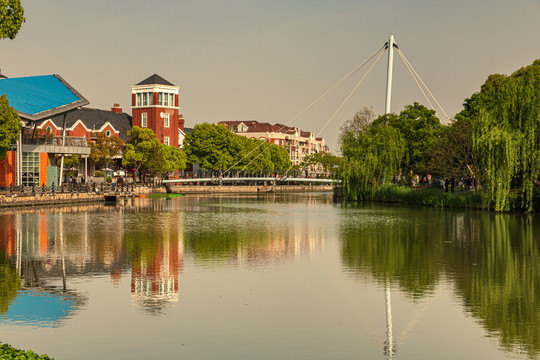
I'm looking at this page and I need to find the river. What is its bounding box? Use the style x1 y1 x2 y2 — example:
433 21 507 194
0 193 538 359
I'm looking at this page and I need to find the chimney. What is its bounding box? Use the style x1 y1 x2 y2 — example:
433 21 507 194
111 103 122 113
178 114 185 131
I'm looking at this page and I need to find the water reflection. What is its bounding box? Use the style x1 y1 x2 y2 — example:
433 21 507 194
182 194 331 266
339 204 540 358
1 196 538 359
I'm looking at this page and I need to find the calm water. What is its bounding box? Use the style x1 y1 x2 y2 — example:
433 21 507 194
0 193 538 360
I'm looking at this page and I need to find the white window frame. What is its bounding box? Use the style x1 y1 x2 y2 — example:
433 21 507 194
164 113 170 128
164 137 170 146
141 113 147 127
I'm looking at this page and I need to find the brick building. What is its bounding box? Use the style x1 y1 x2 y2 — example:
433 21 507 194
218 121 328 166
131 74 185 148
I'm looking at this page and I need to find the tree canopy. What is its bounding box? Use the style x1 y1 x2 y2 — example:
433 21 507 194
90 132 125 171
122 126 187 178
0 95 21 160
0 0 25 40
339 118 405 200
183 123 291 172
463 59 540 211
372 102 443 174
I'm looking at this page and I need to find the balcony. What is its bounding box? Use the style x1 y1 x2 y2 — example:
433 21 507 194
20 134 90 155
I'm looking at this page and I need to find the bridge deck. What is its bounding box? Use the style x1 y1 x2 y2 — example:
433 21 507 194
163 177 340 184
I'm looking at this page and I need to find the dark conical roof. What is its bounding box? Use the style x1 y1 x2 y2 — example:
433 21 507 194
136 74 174 86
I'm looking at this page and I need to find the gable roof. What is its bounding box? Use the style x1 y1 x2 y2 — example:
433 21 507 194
48 108 133 140
0 74 89 121
136 74 175 86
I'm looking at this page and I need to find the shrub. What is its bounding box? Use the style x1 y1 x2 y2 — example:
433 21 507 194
94 170 104 177
106 176 112 183
0 342 53 359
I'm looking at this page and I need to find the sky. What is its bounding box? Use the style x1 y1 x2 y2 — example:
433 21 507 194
2 0 539 153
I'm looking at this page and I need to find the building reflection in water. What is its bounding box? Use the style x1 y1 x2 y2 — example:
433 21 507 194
0 196 331 320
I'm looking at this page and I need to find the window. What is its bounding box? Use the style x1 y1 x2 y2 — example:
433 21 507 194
22 152 40 186
141 113 147 127
45 126 52 133
157 92 175 107
164 137 170 146
164 113 170 128
136 92 153 106
105 130 111 137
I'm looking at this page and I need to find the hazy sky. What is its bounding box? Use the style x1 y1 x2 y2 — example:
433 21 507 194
2 0 539 152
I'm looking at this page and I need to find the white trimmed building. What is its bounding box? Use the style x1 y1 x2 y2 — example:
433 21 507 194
218 121 328 166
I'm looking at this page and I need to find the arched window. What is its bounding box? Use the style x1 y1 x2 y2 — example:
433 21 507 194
45 126 52 133
105 130 111 137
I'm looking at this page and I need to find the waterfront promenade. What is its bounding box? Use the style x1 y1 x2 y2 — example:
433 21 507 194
0 182 332 208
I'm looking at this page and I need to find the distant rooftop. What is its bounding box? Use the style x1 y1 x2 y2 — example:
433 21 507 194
0 74 89 121
136 74 175 86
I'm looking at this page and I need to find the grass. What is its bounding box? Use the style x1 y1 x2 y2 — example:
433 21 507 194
367 185 525 211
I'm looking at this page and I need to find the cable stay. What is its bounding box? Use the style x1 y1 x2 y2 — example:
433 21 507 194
220 35 451 177
221 43 388 177
395 47 452 122
317 47 387 137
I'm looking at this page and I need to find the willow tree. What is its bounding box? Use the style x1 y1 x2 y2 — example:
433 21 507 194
339 121 405 201
469 60 540 211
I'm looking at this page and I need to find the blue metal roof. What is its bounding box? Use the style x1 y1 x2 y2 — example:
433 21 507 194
0 75 89 121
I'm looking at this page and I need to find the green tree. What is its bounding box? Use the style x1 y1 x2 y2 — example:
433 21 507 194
122 127 187 179
339 122 405 200
183 123 239 171
372 102 444 174
467 60 540 211
0 95 21 160
160 144 187 173
90 132 125 171
300 152 343 173
122 126 162 179
0 0 25 40
338 107 375 148
427 117 479 180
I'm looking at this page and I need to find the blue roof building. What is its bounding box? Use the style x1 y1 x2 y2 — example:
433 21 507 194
0 74 89 122
0 74 91 186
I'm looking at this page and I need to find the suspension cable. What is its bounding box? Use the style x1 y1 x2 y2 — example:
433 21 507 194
396 48 434 110
317 47 387 137
222 43 388 176
240 46 385 175
395 47 451 121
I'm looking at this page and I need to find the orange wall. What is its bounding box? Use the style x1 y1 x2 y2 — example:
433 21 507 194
39 152 48 186
0 151 16 187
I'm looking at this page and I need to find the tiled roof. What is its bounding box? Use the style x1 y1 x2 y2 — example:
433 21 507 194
0 74 89 121
136 74 175 86
48 108 133 140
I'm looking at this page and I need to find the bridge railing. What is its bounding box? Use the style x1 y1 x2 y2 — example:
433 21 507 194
0 181 166 196
169 169 337 180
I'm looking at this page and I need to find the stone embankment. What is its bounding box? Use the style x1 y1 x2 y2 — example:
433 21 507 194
0 184 332 208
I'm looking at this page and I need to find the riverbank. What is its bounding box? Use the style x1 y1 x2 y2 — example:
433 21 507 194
346 184 539 212
0 184 332 208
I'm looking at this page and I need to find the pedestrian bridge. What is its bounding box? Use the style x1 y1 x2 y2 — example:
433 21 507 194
163 176 340 185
